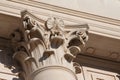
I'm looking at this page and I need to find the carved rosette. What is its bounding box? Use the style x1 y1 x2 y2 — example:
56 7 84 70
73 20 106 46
10 11 89 80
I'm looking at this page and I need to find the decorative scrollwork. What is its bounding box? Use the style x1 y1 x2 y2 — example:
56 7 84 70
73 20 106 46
11 11 89 80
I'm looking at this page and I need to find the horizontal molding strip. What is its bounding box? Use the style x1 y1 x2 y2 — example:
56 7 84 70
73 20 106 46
0 71 17 76
9 0 120 26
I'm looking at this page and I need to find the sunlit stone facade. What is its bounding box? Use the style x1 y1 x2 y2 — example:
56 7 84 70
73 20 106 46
0 0 120 80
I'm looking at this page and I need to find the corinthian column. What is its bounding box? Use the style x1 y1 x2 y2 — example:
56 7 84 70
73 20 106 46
10 11 89 80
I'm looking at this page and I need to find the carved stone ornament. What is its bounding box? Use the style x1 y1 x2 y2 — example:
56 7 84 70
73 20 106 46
11 10 89 80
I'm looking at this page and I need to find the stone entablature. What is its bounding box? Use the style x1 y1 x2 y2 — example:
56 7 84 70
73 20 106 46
0 0 120 39
10 11 89 80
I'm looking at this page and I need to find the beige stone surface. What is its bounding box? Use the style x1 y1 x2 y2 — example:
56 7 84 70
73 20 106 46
34 0 120 20
0 1 119 80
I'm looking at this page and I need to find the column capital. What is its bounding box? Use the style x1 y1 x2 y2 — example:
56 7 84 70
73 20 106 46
11 10 89 80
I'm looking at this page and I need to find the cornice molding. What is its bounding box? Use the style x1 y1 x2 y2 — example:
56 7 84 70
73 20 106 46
8 0 120 26
0 0 120 39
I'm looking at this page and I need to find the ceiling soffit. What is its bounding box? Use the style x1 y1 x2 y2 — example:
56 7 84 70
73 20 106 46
0 13 21 39
81 33 120 62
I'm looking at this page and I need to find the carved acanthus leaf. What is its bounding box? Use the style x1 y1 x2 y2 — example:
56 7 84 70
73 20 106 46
11 11 89 79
